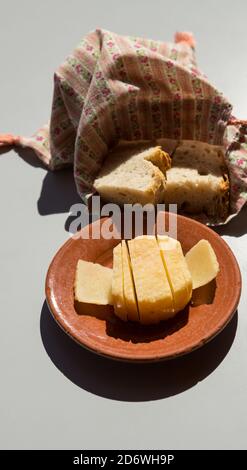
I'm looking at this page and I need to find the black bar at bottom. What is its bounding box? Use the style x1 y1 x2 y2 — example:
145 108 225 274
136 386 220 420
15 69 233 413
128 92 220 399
0 450 245 466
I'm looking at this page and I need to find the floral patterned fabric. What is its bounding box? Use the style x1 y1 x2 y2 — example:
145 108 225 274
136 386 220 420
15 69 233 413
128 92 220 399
223 122 247 221
1 29 247 224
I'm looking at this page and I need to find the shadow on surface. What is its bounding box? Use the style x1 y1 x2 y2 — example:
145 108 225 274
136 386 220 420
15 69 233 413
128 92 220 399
40 300 238 402
15 146 47 169
3 146 81 217
37 169 81 216
105 307 189 343
0 145 14 156
3 145 247 236
1 145 46 167
214 204 247 237
191 280 216 306
74 302 189 344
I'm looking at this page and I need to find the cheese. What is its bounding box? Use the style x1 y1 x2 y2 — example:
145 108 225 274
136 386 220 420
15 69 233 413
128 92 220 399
157 235 192 312
112 243 128 321
185 239 219 289
121 240 139 322
74 237 218 324
127 236 174 324
175 242 194 298
74 259 113 305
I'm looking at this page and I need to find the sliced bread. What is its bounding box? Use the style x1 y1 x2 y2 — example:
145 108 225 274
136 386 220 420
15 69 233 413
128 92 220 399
163 140 229 219
93 141 171 205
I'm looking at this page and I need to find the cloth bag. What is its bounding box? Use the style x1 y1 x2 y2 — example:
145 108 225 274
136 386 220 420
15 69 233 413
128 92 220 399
1 29 247 224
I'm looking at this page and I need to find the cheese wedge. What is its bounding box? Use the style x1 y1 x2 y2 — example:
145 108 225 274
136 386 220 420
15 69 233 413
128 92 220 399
127 236 174 324
121 240 139 322
74 259 113 305
112 243 128 321
185 239 219 289
157 236 192 312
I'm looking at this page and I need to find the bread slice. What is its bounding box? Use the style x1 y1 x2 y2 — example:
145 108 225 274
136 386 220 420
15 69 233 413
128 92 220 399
93 141 171 205
163 140 229 220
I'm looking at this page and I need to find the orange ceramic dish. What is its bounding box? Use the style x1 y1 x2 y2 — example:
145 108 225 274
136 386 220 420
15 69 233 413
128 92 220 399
45 213 241 362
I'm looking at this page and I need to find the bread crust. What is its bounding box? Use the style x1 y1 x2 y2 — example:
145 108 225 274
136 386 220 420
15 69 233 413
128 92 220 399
164 140 230 221
94 141 171 205
93 139 230 221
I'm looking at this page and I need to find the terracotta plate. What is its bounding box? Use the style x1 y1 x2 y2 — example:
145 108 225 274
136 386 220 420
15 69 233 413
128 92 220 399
45 213 241 362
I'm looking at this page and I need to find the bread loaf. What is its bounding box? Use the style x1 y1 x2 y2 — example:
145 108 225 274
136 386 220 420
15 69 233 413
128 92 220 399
93 141 171 205
163 140 229 220
93 138 230 221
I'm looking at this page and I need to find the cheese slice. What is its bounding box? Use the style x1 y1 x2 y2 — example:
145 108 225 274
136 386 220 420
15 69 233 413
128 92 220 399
185 239 219 289
74 259 113 305
127 236 174 324
157 235 192 312
121 240 139 322
175 242 193 298
112 243 128 321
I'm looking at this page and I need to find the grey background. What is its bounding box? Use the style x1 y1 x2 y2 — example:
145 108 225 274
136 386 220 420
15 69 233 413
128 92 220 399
0 0 247 450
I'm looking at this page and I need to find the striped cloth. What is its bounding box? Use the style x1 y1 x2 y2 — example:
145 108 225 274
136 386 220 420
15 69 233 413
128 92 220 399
1 29 247 223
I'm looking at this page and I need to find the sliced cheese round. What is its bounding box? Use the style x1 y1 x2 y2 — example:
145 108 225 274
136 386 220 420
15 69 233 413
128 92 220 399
185 239 219 290
121 240 139 322
157 235 192 313
112 243 128 321
127 236 174 324
74 260 113 305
